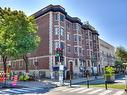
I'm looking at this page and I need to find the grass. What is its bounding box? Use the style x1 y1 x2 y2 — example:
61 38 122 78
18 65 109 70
81 84 126 89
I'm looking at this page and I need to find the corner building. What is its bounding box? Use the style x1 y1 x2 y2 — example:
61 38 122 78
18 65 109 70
10 5 100 78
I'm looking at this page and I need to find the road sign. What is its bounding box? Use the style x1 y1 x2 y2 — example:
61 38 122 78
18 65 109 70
59 65 64 71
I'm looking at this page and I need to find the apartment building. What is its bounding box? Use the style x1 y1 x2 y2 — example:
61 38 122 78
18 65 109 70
99 39 115 73
0 5 100 78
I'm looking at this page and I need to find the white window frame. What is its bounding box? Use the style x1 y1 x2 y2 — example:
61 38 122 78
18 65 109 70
54 27 59 35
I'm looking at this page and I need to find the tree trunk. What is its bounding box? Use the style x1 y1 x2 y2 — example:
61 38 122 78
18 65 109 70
2 55 7 86
23 55 29 73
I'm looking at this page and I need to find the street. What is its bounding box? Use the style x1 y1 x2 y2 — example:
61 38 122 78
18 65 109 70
0 87 51 94
43 86 126 95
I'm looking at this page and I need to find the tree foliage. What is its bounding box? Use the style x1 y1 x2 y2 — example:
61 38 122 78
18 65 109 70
0 7 40 77
115 46 127 63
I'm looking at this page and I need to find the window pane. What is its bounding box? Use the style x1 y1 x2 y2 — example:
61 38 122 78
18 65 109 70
75 59 78 66
67 46 71 52
60 42 64 49
54 27 59 35
60 14 64 21
67 34 70 40
54 13 58 20
74 47 78 53
55 41 59 49
60 28 64 36
74 35 78 41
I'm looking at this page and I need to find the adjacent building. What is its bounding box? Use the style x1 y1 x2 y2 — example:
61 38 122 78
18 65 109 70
99 38 115 73
0 5 100 78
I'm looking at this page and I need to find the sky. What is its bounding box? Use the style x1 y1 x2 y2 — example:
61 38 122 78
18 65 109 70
0 0 127 48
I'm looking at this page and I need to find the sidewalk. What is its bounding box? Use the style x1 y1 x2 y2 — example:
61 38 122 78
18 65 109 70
53 76 104 86
5 76 104 88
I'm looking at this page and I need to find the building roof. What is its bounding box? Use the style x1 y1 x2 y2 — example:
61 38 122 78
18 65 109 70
32 4 99 35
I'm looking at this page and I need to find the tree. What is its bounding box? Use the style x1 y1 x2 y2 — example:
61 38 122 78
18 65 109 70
16 17 40 73
13 11 40 73
0 7 40 85
115 46 127 62
0 7 19 85
115 46 127 73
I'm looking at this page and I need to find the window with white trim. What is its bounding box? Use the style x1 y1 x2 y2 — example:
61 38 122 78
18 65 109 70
74 35 78 42
54 41 59 49
74 47 78 53
75 59 78 66
60 27 64 36
67 33 71 40
79 47 82 53
60 14 64 21
79 35 81 41
54 13 59 21
54 27 59 35
67 45 71 52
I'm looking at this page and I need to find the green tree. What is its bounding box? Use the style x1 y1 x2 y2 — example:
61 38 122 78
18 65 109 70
0 7 40 84
15 16 40 73
0 7 19 85
115 46 127 62
115 46 127 73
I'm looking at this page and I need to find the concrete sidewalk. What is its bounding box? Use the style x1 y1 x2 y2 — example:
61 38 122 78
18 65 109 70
6 76 104 88
53 76 104 86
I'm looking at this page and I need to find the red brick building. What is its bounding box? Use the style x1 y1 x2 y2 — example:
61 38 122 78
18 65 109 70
0 5 100 78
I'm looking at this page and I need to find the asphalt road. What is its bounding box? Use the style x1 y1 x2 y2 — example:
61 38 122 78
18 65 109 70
42 86 126 95
0 87 53 95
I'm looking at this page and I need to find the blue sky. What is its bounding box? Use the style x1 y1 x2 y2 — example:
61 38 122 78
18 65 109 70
0 0 127 48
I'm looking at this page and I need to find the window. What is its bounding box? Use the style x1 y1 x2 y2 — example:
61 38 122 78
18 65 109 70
67 45 71 52
73 23 77 29
54 27 59 35
75 59 78 66
79 36 81 41
83 49 85 55
54 41 59 49
67 33 71 40
60 28 64 36
60 42 64 49
79 48 82 53
74 47 78 53
87 50 90 56
74 35 78 42
66 22 70 28
60 14 64 21
86 40 89 46
54 13 59 21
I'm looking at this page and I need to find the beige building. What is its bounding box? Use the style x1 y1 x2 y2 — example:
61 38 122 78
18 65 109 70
99 38 115 73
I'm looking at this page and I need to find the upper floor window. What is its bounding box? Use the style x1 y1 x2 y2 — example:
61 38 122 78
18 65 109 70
79 36 81 41
54 13 59 21
54 27 59 35
74 47 78 53
67 33 71 40
60 14 64 21
73 23 77 29
79 48 82 53
54 41 59 49
67 45 71 52
60 28 64 36
60 42 64 49
75 59 78 66
74 35 78 42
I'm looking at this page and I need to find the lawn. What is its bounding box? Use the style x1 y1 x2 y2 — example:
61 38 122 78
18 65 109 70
81 84 126 89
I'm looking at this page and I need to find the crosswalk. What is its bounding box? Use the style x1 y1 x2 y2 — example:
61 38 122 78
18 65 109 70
51 87 126 95
0 87 44 94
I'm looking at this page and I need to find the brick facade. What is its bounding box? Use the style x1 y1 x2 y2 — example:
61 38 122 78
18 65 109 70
0 5 100 78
